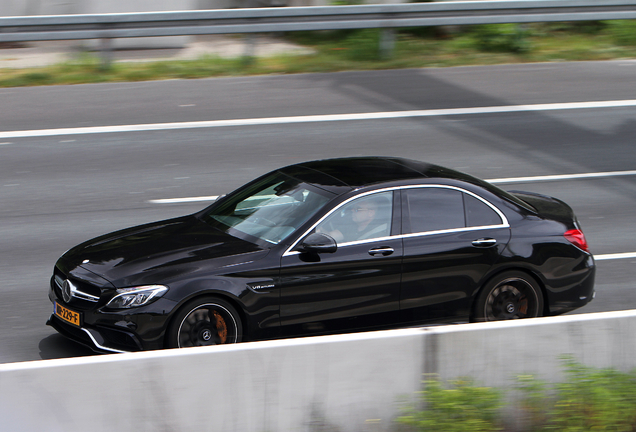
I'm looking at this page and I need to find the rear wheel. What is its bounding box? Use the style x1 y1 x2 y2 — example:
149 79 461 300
473 271 543 322
166 296 243 348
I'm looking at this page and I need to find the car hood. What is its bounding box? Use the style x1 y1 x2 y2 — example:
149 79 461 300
58 215 268 288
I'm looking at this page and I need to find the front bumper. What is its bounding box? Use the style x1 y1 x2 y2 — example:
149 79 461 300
47 314 136 353
47 287 175 353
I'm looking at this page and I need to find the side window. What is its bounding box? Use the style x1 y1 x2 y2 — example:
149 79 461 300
404 188 465 234
316 191 393 243
464 194 503 227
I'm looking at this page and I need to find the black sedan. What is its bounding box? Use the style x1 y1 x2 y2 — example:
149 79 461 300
47 157 595 353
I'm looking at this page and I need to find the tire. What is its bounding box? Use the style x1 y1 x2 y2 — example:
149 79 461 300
166 296 243 348
473 271 544 322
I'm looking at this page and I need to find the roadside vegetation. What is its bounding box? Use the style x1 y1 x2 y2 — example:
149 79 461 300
1 20 636 87
398 358 636 432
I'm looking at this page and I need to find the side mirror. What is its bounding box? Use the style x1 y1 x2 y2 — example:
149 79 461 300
298 233 337 254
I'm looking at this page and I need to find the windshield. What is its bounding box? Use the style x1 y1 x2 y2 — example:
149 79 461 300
202 172 334 245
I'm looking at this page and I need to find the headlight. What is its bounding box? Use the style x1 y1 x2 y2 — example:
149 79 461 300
106 285 168 309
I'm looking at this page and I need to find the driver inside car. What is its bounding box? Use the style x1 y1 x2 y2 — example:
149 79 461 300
317 192 392 243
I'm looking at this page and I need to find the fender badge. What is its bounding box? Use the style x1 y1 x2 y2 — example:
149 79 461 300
247 282 276 291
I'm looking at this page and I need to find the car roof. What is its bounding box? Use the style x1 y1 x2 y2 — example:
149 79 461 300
278 157 537 212
281 157 463 188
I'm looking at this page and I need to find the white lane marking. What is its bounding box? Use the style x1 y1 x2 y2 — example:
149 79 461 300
594 252 636 261
2 99 636 139
149 169 636 204
149 196 219 204
486 170 636 184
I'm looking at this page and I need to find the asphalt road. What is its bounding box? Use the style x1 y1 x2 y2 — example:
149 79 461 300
1 60 636 364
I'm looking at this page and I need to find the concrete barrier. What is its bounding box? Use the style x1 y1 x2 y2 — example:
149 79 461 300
3 309 636 432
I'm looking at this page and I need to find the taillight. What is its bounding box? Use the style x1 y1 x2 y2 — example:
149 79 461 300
564 229 589 252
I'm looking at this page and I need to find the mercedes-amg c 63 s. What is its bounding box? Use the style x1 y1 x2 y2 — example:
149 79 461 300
48 157 595 353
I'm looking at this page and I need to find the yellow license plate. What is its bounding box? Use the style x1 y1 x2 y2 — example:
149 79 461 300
55 302 81 327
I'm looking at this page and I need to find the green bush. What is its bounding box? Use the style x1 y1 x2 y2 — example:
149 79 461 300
342 29 382 61
8 71 55 86
546 359 636 431
399 26 442 39
400 360 636 432
514 359 636 431
606 20 636 46
468 23 531 53
538 21 606 35
398 377 503 432
400 0 439 38
568 21 607 34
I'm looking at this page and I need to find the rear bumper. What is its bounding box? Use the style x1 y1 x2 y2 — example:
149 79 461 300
544 253 596 315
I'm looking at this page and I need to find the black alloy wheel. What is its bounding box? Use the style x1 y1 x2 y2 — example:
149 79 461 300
167 297 243 348
473 271 544 322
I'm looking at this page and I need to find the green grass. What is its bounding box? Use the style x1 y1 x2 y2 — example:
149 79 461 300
398 358 636 432
399 377 504 432
2 21 636 87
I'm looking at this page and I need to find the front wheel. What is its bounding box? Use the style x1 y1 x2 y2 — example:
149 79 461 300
166 296 243 348
473 271 544 322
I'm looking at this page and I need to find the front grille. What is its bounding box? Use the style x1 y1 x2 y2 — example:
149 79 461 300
53 268 103 311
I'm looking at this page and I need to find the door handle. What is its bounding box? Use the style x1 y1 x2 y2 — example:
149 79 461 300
369 247 394 256
472 238 497 247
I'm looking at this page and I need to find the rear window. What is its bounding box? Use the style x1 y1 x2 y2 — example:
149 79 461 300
404 188 465 233
464 194 502 227
403 187 505 234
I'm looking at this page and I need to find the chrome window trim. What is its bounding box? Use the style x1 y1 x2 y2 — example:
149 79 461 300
282 184 509 257
401 223 508 240
284 234 397 256
400 184 509 231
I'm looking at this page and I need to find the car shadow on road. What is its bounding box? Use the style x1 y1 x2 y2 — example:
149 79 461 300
319 67 636 176
38 334 99 360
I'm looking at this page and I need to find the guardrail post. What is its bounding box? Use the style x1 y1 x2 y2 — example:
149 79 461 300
99 38 113 70
243 34 257 65
379 29 395 59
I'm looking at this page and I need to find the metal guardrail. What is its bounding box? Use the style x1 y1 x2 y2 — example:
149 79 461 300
1 0 635 63
1 0 636 43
